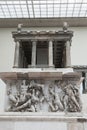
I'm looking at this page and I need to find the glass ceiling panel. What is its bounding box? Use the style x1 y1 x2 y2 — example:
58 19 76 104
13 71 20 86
0 0 87 18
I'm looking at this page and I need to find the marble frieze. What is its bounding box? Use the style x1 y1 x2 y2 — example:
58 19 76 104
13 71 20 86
0 72 82 113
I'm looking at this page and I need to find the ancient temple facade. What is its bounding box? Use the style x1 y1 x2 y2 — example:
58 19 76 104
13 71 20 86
0 24 85 130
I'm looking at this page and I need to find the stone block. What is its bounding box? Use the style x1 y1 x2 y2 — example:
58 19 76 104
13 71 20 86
68 123 84 130
15 121 67 130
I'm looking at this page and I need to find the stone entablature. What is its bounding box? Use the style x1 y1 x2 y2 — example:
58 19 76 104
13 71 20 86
12 30 73 42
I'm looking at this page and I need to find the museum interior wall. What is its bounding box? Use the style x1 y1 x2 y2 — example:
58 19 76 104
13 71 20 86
0 26 87 130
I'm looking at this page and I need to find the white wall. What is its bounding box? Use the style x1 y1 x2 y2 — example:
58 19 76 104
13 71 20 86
71 27 87 66
0 28 16 72
0 27 87 72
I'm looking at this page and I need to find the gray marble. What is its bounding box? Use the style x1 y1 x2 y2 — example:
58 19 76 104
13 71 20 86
5 79 82 112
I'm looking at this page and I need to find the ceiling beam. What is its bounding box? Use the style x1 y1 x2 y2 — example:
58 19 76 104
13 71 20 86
0 18 87 28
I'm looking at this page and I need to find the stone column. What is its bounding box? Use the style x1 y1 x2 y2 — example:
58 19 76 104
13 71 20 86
31 41 36 67
48 40 54 67
65 40 71 67
13 41 20 68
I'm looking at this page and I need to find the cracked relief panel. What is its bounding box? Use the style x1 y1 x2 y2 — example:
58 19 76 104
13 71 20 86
5 79 82 112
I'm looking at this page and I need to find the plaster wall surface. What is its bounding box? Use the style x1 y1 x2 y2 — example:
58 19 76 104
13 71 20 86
0 27 87 72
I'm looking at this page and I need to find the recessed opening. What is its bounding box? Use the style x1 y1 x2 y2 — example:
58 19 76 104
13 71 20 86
21 41 32 68
53 41 65 68
36 41 48 67
17 40 65 68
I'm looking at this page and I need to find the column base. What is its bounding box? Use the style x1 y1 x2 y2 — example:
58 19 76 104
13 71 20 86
49 65 54 68
13 66 19 68
65 65 72 68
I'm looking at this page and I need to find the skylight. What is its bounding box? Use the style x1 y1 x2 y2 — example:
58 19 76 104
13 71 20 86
0 0 87 18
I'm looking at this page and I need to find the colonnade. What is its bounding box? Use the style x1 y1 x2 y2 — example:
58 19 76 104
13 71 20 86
13 40 71 68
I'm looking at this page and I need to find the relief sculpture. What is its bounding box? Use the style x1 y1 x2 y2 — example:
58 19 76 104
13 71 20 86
6 79 82 112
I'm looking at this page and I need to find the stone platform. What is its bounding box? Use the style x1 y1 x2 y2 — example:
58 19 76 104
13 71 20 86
0 113 87 130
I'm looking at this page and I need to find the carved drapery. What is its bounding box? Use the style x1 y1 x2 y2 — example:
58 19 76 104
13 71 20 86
6 79 82 112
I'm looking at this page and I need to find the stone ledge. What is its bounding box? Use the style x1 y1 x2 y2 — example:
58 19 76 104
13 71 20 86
0 72 81 80
0 112 85 121
0 114 86 122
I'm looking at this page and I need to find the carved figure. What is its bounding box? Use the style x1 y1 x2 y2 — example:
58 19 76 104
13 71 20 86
6 79 82 112
7 89 17 104
7 89 19 111
49 89 64 111
64 84 81 112
63 22 68 32
17 23 23 32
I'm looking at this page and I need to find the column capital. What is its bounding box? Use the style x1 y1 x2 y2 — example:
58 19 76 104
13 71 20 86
31 40 37 43
65 40 72 46
65 40 70 44
48 39 54 43
14 39 21 43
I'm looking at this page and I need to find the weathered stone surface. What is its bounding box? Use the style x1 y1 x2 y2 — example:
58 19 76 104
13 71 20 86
0 72 17 80
67 123 84 130
12 30 73 42
0 72 82 113
5 79 82 112
28 72 62 80
0 72 63 80
63 72 81 80
0 72 81 80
